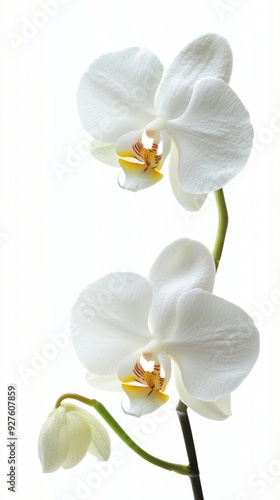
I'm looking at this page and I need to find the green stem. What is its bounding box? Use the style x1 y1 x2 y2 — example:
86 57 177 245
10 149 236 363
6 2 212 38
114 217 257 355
55 393 193 476
212 189 228 270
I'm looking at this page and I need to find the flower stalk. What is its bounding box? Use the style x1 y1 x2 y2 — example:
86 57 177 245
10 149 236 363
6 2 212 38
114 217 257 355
55 393 193 476
212 188 228 270
175 188 228 499
176 400 204 500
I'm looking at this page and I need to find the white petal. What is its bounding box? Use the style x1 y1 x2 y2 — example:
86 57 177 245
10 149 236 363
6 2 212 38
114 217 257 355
165 289 259 401
148 239 216 337
62 411 92 469
168 77 253 194
69 406 111 461
86 372 122 392
71 273 152 375
157 33 233 119
168 142 208 211
121 385 169 417
77 47 163 143
38 407 69 473
173 363 231 420
159 130 172 167
90 140 119 167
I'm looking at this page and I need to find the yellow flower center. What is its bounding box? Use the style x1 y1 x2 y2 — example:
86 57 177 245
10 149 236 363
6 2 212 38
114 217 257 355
133 361 165 395
144 371 161 388
133 140 162 171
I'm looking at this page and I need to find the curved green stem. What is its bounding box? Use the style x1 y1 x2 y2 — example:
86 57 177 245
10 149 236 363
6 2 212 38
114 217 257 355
55 393 193 476
212 189 228 270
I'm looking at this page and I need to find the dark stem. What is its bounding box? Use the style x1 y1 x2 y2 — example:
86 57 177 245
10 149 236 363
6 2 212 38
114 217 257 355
176 400 204 500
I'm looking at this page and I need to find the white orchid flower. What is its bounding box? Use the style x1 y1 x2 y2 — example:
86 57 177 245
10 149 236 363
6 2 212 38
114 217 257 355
77 33 253 211
38 403 110 473
71 239 259 419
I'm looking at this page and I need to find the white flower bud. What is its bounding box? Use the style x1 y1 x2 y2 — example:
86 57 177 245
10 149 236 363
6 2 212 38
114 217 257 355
38 403 110 473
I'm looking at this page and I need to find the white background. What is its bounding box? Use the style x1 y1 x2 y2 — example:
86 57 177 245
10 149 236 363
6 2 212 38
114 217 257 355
1 1 280 499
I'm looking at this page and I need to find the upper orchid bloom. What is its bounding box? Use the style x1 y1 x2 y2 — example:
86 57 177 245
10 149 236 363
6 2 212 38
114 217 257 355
77 33 253 211
70 239 259 419
38 403 110 473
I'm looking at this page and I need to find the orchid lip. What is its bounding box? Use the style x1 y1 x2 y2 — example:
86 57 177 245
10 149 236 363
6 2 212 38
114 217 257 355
117 131 164 170
124 338 168 397
116 130 168 192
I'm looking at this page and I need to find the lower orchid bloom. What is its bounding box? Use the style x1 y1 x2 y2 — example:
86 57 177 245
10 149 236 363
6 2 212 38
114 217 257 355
71 239 259 419
38 403 110 473
77 33 253 211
